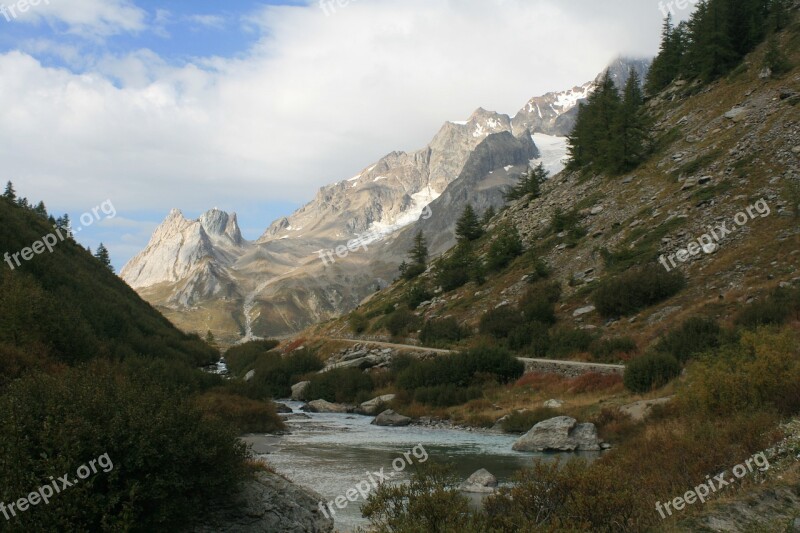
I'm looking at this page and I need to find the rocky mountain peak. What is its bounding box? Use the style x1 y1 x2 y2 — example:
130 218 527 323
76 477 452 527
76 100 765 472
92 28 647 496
199 208 244 245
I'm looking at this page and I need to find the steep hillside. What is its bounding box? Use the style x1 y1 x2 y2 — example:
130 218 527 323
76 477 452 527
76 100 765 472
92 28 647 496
0 196 217 375
312 34 799 359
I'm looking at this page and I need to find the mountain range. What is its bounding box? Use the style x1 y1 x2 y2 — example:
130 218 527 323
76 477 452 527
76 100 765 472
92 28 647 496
121 58 650 343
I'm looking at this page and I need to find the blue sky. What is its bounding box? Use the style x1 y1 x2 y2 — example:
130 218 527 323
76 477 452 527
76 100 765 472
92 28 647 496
0 0 669 271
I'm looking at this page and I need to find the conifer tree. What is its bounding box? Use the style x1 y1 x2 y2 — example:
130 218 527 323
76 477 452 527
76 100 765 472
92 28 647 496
567 72 621 174
610 69 649 174
94 243 114 272
409 231 428 266
481 206 496 227
3 181 15 201
455 204 483 242
34 201 48 218
505 164 548 201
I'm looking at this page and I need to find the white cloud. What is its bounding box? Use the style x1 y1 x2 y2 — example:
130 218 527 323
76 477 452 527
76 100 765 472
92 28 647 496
0 0 663 220
187 14 226 30
10 0 147 37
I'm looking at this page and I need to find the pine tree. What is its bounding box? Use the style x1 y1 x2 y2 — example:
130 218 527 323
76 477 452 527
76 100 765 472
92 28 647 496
3 181 15 201
646 15 687 94
455 204 483 242
402 232 428 280
56 214 71 231
94 243 114 272
409 231 428 266
567 72 621 174
505 164 548 201
205 330 216 347
481 206 496 227
34 201 48 218
610 69 649 174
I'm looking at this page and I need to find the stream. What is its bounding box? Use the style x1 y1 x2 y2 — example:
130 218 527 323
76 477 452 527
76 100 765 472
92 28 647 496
245 401 599 532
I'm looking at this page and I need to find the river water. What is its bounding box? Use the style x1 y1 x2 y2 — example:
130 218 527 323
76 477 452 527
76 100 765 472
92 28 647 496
246 401 598 532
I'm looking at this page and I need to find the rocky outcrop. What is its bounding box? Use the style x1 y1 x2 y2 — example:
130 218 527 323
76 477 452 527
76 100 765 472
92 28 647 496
512 416 602 452
358 394 396 416
192 471 333 533
301 400 353 414
291 381 311 401
459 469 498 493
372 409 412 427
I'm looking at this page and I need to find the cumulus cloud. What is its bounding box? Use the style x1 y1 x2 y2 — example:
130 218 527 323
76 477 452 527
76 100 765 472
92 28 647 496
0 0 664 219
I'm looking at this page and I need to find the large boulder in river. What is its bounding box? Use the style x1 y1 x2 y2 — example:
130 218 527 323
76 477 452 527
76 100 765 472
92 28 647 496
291 381 311 401
301 400 353 414
371 409 412 427
358 394 396 415
512 416 601 452
459 469 498 493
272 402 292 414
192 471 333 533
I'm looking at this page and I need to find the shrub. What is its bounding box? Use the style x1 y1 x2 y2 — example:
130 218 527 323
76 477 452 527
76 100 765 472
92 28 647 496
401 262 426 281
590 337 638 362
525 322 551 357
305 367 375 404
487 225 524 271
623 352 681 393
548 327 595 358
226 349 323 400
195 390 285 434
0 362 247 532
735 286 800 328
397 346 523 393
500 407 559 433
420 317 468 346
413 384 484 407
592 265 685 317
479 307 525 339
656 317 721 363
362 464 480 532
518 282 560 325
349 312 369 334
407 284 433 310
386 308 419 337
568 373 624 394
436 243 481 292
224 339 281 376
678 328 800 416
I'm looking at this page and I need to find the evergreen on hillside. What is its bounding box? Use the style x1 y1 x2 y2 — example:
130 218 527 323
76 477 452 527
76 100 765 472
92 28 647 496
455 204 483 242
94 243 114 272
400 230 429 280
504 164 548 202
3 181 15 201
567 70 649 175
646 0 791 90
